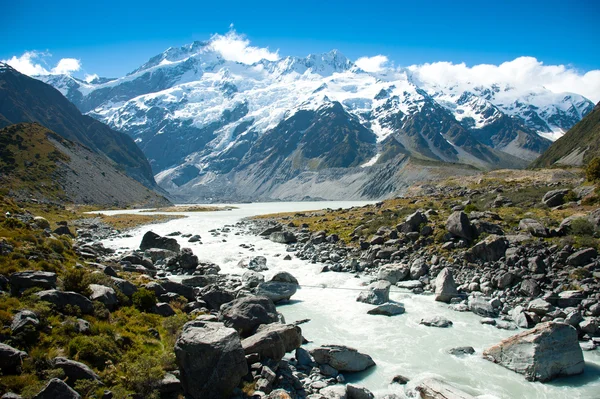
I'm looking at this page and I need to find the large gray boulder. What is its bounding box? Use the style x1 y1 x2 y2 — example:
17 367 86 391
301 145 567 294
376 264 409 284
346 384 375 399
88 284 118 310
10 271 57 295
468 235 508 262
434 268 459 303
140 231 180 252
0 343 27 374
51 357 100 386
367 302 405 316
446 211 476 241
468 296 498 318
33 378 81 399
174 321 248 399
415 378 475 399
518 219 548 237
158 279 195 301
219 295 279 336
257 281 297 303
35 290 93 314
420 316 453 328
241 323 302 361
310 345 375 372
10 310 39 335
483 322 584 382
398 211 428 233
542 189 569 207
269 231 297 244
356 280 391 305
110 277 137 297
566 248 597 267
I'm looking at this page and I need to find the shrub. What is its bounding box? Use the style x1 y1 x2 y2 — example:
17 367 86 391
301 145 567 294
132 288 157 312
585 157 600 182
563 190 578 203
61 267 91 296
121 354 164 398
570 218 595 236
68 335 120 369
463 204 479 213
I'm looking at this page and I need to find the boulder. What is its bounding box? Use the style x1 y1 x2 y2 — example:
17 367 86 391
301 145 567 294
434 267 459 303
346 384 374 399
420 316 453 328
110 277 137 297
53 226 73 236
242 271 265 288
447 346 475 356
269 232 297 244
33 378 81 399
10 271 57 295
310 345 375 372
51 357 100 386
257 281 297 303
446 211 476 241
377 264 409 284
158 279 195 301
367 302 405 316
178 248 199 269
174 321 248 399
35 290 93 314
398 211 428 233
519 279 541 297
199 285 235 310
241 323 302 361
219 295 279 336
468 235 508 262
557 291 585 308
518 219 548 237
409 259 429 280
356 280 391 305
33 216 50 229
542 189 569 207
0 343 27 374
527 298 554 316
566 248 597 267
89 284 118 310
468 296 498 318
154 302 176 317
415 378 475 399
483 322 584 382
10 310 39 335
271 271 299 285
246 256 268 272
139 231 180 252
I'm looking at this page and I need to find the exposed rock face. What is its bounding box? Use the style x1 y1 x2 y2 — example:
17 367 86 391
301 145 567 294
416 378 476 399
241 323 302 361
542 189 569 207
0 343 27 374
10 271 57 295
51 357 100 386
35 290 94 314
310 345 375 372
377 264 409 284
483 322 584 382
434 267 459 303
33 378 81 399
140 231 181 252
446 211 476 241
174 321 248 399
88 284 118 309
518 218 548 237
219 295 279 336
356 280 391 305
468 235 508 262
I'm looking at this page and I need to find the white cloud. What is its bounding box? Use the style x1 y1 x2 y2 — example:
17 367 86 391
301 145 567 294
355 55 389 73
84 73 99 83
406 56 600 103
208 30 279 64
2 51 82 76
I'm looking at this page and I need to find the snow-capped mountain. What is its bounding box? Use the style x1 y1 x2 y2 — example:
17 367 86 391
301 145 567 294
38 38 594 201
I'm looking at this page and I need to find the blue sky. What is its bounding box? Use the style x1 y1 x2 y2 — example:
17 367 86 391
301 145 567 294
1 0 598 78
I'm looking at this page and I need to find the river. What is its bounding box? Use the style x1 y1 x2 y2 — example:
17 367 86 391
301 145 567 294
96 202 600 398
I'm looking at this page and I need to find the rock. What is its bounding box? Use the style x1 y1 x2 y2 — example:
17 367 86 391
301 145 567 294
157 373 182 395
367 302 405 316
144 248 177 263
519 279 541 297
269 232 297 244
35 290 93 314
557 290 585 308
391 375 410 385
51 357 100 386
153 302 176 317
178 248 199 269
188 235 202 243
53 225 74 236
446 211 476 241
483 322 584 382
219 295 279 336
514 311 535 329
320 385 347 399
158 279 195 301
580 319 598 335
346 384 374 399
259 225 282 237
356 280 391 305
542 189 569 207
242 271 265 288
310 345 375 372
296 347 314 366
257 281 297 303
139 231 180 252
33 378 81 399
271 271 299 285
468 296 498 318
174 321 248 399
10 271 57 295
110 277 137 297
267 389 295 399
396 280 423 290
399 211 428 233
434 267 459 303
468 235 508 262
1 393 23 399
89 284 118 309
409 259 429 280
527 298 554 315
247 256 268 272
242 323 302 361
33 216 50 229
377 264 409 284
518 219 548 237
180 275 214 288
447 346 475 356
420 316 453 328
416 378 475 399
0 343 27 374
10 310 39 335
567 248 598 267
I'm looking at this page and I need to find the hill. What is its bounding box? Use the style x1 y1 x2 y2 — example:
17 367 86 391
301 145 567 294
0 123 170 207
531 102 600 168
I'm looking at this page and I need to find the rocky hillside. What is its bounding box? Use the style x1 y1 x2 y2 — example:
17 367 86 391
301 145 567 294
0 123 170 207
0 63 159 189
37 38 596 201
531 102 600 167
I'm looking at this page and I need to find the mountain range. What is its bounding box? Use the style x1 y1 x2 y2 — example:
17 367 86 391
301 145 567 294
36 39 595 201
